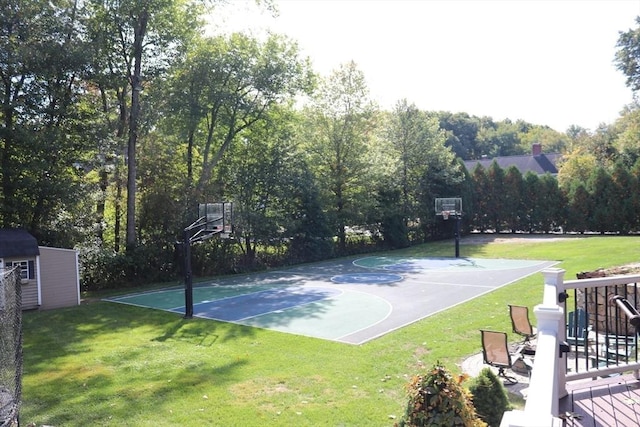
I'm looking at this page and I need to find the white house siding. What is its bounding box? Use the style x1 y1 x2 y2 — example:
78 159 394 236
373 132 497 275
2 256 39 310
38 246 80 310
21 282 39 309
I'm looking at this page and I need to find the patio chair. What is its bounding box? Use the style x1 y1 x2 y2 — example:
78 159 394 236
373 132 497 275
603 333 638 362
566 308 589 347
602 296 640 363
480 330 531 384
509 305 536 353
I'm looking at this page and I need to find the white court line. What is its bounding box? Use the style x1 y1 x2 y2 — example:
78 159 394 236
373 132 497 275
105 287 181 301
234 286 346 322
415 281 496 289
334 289 393 341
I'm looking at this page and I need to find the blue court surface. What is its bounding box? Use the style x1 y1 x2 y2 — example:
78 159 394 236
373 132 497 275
105 256 557 344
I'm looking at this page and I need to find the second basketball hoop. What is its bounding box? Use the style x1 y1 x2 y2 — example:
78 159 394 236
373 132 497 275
434 197 462 258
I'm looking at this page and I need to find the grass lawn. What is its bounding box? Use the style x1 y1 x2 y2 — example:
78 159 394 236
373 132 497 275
20 235 640 426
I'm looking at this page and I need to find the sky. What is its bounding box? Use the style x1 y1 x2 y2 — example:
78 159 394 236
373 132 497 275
207 0 640 132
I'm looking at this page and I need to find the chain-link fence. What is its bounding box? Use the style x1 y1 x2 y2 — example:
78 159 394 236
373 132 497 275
0 268 22 426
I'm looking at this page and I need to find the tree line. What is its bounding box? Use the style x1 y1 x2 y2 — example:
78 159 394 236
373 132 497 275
3 2 640 290
466 159 640 235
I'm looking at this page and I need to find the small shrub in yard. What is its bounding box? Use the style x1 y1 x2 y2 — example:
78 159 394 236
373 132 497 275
396 362 487 427
468 368 512 427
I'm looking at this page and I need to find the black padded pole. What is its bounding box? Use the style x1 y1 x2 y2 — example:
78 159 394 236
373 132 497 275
183 228 193 319
455 215 461 258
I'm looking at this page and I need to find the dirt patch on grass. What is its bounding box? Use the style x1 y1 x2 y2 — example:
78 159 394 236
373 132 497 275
461 233 580 245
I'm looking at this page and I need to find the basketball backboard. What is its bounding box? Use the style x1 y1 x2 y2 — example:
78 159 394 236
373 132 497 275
435 197 462 217
198 202 233 234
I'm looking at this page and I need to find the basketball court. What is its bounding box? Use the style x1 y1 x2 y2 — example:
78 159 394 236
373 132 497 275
105 255 558 344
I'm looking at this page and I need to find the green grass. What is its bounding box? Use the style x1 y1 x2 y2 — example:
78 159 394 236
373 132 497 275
20 235 640 426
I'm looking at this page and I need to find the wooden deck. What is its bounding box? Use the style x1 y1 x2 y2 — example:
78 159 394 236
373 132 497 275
559 374 640 426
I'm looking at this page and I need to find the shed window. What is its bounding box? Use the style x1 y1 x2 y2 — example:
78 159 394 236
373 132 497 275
6 260 35 281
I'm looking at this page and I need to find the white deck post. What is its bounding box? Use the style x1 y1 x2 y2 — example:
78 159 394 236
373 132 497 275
500 268 566 427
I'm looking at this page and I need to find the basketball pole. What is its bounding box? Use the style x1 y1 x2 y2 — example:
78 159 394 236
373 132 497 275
183 227 194 319
454 213 460 258
182 216 205 320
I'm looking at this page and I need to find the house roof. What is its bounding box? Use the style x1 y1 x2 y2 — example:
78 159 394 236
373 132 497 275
0 229 40 258
463 153 562 175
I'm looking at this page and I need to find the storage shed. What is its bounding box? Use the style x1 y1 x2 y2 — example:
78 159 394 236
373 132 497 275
0 229 80 310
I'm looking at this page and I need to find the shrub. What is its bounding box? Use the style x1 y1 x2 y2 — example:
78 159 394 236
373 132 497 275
397 363 487 427
79 241 178 291
468 368 512 427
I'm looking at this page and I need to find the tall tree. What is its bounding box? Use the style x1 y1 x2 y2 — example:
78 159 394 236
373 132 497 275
386 102 454 220
566 183 590 234
609 160 638 234
538 174 566 233
503 166 524 233
437 112 480 160
615 17 640 93
162 32 314 204
470 164 490 232
587 167 615 234
478 120 521 158
304 61 377 252
522 172 542 233
486 161 505 232
382 102 460 242
221 107 329 265
611 104 640 167
0 0 91 242
557 148 598 194
86 0 204 250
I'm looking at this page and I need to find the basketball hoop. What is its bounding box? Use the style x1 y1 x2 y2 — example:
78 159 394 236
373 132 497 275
442 211 450 220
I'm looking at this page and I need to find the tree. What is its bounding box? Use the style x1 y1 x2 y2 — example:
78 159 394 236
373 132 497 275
611 104 640 167
566 183 590 234
86 0 204 250
386 100 425 224
557 148 598 194
518 126 570 154
303 62 378 253
587 167 615 234
609 160 638 234
162 32 315 203
437 112 480 160
286 166 333 262
503 166 524 233
470 165 491 232
615 17 640 93
222 108 303 266
383 101 460 242
477 120 521 158
522 172 543 233
0 0 92 243
538 174 566 233
136 132 189 245
486 161 505 232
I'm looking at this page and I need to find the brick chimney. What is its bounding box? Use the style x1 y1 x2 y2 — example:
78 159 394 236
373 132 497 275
532 143 542 156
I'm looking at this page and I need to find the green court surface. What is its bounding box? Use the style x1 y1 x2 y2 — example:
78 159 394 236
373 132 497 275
105 256 557 344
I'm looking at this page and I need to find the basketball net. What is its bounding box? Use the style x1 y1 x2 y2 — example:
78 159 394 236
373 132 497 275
442 211 450 220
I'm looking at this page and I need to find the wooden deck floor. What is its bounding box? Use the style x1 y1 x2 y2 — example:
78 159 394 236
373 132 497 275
559 374 640 426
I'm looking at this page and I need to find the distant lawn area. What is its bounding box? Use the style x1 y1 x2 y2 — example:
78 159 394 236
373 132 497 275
21 235 640 426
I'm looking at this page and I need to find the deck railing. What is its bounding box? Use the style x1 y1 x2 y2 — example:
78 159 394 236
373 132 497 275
500 268 640 427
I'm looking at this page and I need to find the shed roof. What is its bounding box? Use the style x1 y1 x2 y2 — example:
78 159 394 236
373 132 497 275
0 229 40 258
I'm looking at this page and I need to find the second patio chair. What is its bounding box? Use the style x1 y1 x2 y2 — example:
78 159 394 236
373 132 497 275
509 305 537 353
